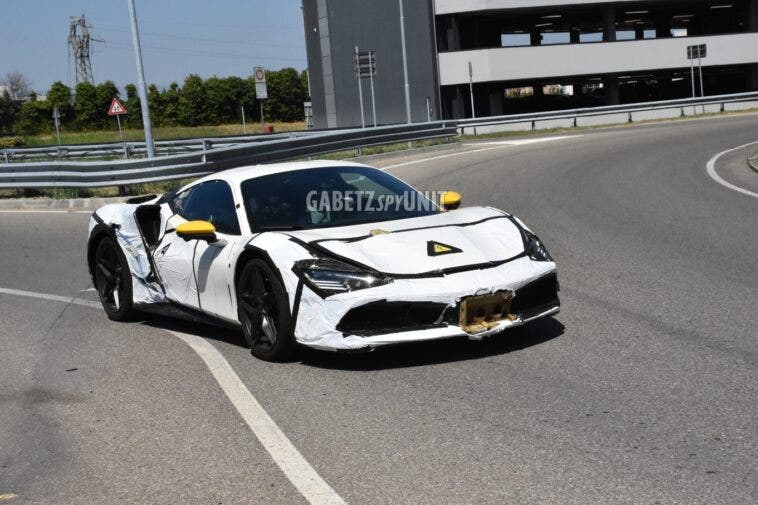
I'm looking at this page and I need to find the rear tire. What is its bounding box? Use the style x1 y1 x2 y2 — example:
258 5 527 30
93 236 136 321
237 259 296 362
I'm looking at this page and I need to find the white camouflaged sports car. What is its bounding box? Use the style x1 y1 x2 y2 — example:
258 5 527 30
87 160 559 361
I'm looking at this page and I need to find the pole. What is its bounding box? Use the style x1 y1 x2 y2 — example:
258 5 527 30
116 114 124 143
369 52 377 127
399 0 412 123
698 52 705 114
468 61 476 118
260 102 265 131
115 113 128 162
697 51 705 99
356 45 366 128
53 107 61 146
127 0 155 158
426 97 431 122
241 105 247 134
690 52 696 115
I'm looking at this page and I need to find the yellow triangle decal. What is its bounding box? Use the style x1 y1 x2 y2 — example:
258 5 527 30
433 243 451 254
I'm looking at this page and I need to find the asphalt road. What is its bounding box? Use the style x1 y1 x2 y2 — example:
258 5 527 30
1 114 757 504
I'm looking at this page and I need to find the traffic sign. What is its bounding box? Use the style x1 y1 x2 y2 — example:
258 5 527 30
353 50 376 79
687 44 706 60
108 98 127 116
254 67 268 100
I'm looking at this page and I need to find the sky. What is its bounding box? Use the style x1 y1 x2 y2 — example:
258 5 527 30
0 0 307 94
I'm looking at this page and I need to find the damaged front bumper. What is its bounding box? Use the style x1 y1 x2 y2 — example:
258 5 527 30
293 256 560 352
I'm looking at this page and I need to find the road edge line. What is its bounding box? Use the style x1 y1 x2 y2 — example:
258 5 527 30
167 329 346 505
705 140 758 199
0 286 346 505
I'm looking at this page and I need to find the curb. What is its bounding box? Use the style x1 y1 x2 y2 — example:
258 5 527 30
0 196 128 211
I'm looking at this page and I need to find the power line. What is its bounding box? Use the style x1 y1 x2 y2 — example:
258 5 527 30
134 19 303 31
92 25 305 50
97 41 306 64
89 17 303 32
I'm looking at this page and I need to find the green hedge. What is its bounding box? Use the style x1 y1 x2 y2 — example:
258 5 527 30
0 68 309 136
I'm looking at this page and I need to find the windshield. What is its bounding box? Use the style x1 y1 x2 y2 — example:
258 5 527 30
241 166 438 231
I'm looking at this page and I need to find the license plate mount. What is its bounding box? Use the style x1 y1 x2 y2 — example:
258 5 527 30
459 290 516 334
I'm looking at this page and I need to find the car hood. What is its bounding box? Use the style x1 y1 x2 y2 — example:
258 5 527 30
287 207 526 275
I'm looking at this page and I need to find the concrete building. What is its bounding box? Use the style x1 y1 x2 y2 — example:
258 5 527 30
302 0 758 127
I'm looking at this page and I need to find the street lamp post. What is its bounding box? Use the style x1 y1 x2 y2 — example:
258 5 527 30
398 0 412 124
127 0 155 158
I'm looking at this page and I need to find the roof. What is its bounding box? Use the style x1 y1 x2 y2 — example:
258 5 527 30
191 159 373 188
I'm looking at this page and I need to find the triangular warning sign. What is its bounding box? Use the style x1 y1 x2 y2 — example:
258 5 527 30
427 240 463 256
108 98 127 116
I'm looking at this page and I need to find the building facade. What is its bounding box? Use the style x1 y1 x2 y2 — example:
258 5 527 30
303 0 758 128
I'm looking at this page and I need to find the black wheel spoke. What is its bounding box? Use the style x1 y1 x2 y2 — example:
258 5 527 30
92 237 134 321
239 263 285 352
240 300 258 318
97 262 114 280
250 267 265 293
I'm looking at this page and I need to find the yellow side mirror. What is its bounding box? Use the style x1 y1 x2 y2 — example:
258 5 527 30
440 191 462 211
176 220 217 242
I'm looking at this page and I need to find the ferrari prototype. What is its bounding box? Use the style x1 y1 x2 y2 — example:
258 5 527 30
87 161 560 361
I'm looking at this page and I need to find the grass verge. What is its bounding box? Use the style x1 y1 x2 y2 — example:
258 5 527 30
22 122 305 147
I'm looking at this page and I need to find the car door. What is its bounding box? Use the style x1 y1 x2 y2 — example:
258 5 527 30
154 180 243 320
186 180 243 321
153 187 202 309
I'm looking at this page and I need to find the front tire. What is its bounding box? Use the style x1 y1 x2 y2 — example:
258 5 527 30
93 236 136 321
237 259 295 362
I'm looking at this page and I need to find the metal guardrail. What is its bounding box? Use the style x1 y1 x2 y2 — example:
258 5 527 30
0 122 457 188
456 91 758 130
2 91 758 189
1 129 342 163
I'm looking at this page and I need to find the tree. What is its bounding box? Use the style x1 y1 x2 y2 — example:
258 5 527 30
205 76 251 124
0 90 22 135
177 74 207 126
161 82 181 126
123 83 142 128
264 68 307 122
147 84 164 127
74 81 99 130
95 81 120 129
46 81 73 128
15 99 50 135
1 71 32 100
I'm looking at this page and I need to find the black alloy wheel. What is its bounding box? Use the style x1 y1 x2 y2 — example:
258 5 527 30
237 259 295 361
94 236 135 321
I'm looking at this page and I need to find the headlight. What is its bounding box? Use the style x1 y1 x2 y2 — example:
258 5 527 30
295 258 393 296
525 231 553 262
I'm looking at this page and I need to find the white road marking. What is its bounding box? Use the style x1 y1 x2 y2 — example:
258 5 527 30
0 287 101 308
381 145 512 170
0 286 346 505
382 135 581 170
463 135 583 146
167 330 345 505
706 140 758 200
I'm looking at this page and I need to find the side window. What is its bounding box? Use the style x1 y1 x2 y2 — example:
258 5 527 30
173 181 241 235
171 188 192 217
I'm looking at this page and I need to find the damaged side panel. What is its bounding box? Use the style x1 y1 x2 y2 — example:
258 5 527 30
88 202 167 306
